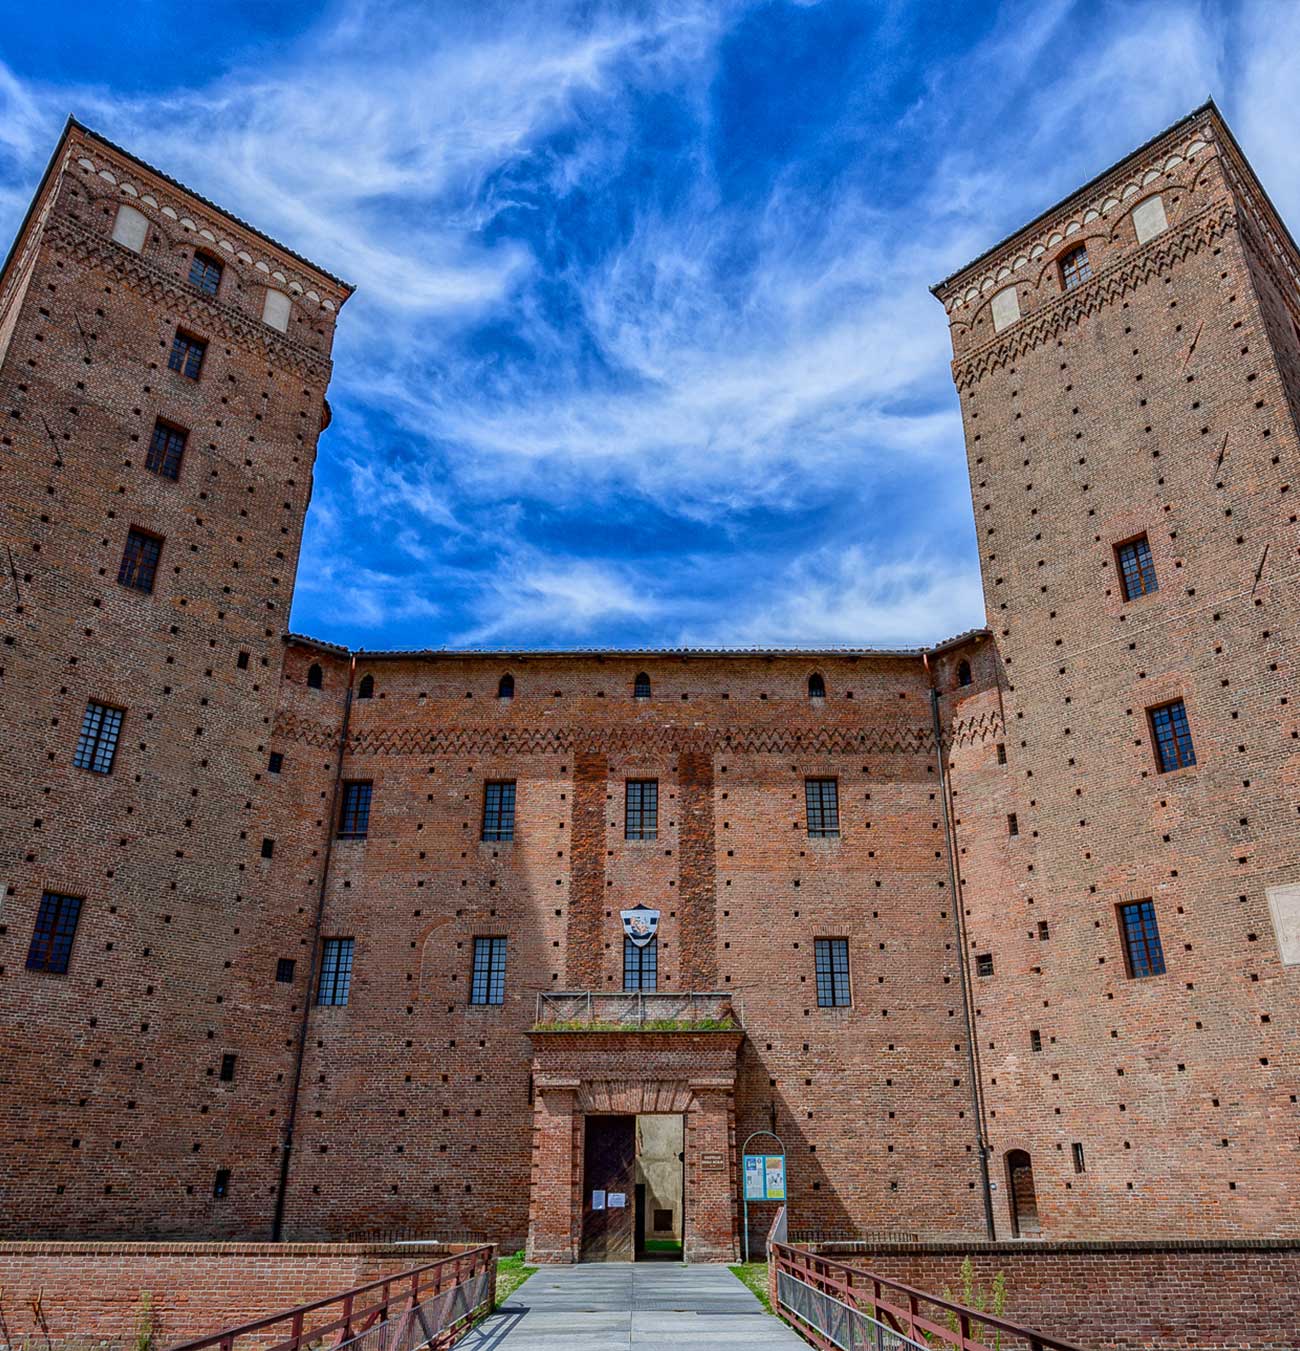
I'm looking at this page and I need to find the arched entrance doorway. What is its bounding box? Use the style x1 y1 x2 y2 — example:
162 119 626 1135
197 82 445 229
1006 1149 1040 1236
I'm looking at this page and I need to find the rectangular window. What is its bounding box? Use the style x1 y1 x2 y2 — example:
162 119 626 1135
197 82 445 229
1030 1029 1042 1052
145 419 187 480
260 837 274 859
1119 900 1166 979
1060 244 1092 290
470 936 507 1005
213 1168 231 1199
1116 535 1158 600
625 779 658 841
623 936 658 991
1149 699 1195 773
267 751 283 774
1007 813 1019 836
118 528 162 593
338 780 372 838
805 778 840 838
814 937 851 1007
275 957 296 984
975 952 994 977
189 252 222 295
1037 920 1050 941
1072 1142 1086 1174
481 781 516 842
219 1053 236 1083
996 743 1007 765
73 700 124 774
168 330 206 380
26 891 84 975
317 937 354 1005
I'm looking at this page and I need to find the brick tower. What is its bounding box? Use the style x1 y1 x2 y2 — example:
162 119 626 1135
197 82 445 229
934 102 1300 1237
0 121 351 1236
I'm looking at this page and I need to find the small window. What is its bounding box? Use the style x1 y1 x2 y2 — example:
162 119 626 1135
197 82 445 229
623 935 658 992
73 700 124 774
814 937 851 1007
1116 535 1158 600
145 419 187 480
1037 920 1050 941
168 330 206 380
1029 1029 1042 1053
268 752 283 774
1072 1142 1086 1174
625 779 658 841
1149 699 1195 773
213 1168 231 1199
1007 813 1019 837
357 674 375 700
318 937 355 1005
1059 244 1092 291
498 673 514 700
470 936 507 1005
805 778 839 838
118 528 162 593
262 289 291 332
808 673 825 699
975 953 994 978
219 1053 236 1083
189 251 223 296
338 780 372 838
261 838 274 859
957 660 972 687
996 743 1007 765
26 891 84 975
1119 900 1166 979
275 957 296 984
482 781 516 842
236 650 250 670
307 663 323 690
633 672 651 700
110 203 148 252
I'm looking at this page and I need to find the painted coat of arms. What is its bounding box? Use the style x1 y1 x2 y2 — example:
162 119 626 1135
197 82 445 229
620 906 659 946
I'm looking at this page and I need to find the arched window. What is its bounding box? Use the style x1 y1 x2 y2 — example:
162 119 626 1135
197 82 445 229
957 660 972 687
357 673 375 700
307 663 323 690
808 673 826 699
634 672 651 700
498 673 514 700
1006 1150 1040 1236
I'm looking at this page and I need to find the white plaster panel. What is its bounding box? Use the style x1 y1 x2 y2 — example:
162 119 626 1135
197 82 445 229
1266 884 1300 965
110 203 148 253
262 288 292 332
991 286 1020 333
1132 194 1168 244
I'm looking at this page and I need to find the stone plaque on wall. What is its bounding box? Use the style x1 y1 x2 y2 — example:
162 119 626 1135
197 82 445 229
1266 884 1300 965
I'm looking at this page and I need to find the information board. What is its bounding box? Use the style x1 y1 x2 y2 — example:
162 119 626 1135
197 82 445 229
743 1152 785 1201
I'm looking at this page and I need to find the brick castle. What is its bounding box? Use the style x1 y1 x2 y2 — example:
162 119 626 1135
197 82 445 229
1 102 1297 1262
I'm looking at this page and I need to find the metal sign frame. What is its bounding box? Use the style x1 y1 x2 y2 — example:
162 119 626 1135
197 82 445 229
739 1129 787 1262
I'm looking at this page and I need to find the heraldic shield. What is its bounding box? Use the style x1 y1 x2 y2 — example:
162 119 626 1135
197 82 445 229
620 905 659 947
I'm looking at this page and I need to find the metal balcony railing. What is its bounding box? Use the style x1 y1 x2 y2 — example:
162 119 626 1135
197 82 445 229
533 990 741 1028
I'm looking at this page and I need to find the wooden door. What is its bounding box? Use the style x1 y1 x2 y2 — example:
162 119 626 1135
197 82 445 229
581 1115 636 1261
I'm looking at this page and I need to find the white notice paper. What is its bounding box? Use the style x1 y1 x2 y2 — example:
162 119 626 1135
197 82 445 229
608 1192 626 1208
591 1190 606 1210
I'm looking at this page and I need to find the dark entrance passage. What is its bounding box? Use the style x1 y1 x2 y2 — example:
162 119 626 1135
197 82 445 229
581 1115 636 1260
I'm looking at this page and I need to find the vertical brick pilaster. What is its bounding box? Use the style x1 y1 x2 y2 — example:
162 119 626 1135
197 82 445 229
566 751 608 987
676 751 717 987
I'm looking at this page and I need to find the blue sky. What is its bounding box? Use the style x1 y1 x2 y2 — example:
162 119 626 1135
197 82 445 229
3 1 1298 650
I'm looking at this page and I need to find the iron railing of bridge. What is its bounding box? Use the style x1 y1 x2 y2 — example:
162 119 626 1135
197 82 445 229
166 1245 495 1351
533 990 741 1027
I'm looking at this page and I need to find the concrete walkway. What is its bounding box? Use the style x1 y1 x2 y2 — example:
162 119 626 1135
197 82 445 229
461 1261 809 1349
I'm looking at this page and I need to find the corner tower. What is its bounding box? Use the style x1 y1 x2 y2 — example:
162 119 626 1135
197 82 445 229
0 121 351 1236
934 103 1300 1237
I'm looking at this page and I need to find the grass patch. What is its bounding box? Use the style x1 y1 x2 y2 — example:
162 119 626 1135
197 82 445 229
728 1262 773 1314
495 1250 538 1307
643 1238 683 1254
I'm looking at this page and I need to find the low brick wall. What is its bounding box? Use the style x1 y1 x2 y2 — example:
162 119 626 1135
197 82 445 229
0 1242 483 1350
807 1239 1300 1351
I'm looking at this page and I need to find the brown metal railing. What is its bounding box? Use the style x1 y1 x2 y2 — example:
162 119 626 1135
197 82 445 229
166 1245 496 1351
770 1238 1087 1351
533 990 740 1026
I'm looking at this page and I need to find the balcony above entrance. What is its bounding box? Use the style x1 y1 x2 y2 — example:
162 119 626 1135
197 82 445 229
532 990 741 1031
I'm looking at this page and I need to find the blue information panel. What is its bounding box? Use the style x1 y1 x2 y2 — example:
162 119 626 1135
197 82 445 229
743 1152 785 1201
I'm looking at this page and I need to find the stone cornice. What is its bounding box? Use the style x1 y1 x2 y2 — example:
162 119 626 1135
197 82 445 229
952 198 1237 390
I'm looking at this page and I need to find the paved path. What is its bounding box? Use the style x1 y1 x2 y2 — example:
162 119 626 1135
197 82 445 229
461 1261 808 1349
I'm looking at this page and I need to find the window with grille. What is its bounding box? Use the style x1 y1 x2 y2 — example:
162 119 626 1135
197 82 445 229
1060 245 1092 290
623 936 658 991
470 936 507 1005
975 952 994 977
73 700 124 774
634 672 651 699
26 891 83 975
118 528 162 593
482 781 516 841
317 937 354 1005
625 779 658 840
338 781 372 838
189 252 222 295
805 778 839 837
168 330 206 379
1149 699 1195 772
814 937 851 1007
1116 534 1157 600
1072 1142 1086 1174
275 957 296 984
1029 1029 1042 1052
1118 900 1166 978
145 419 187 479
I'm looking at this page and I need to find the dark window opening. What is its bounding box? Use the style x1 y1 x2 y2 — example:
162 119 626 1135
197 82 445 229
1060 244 1092 291
26 891 84 975
189 252 223 295
1149 699 1195 772
338 780 372 838
318 937 354 1005
625 779 658 840
975 952 994 977
470 936 507 1005
260 837 274 859
1007 813 1019 836
267 751 283 774
118 528 162 593
236 650 250 670
623 935 658 991
145 419 187 479
633 672 651 700
1030 1029 1042 1052
805 778 839 837
219 1053 236 1083
498 673 514 700
1072 1142 1086 1174
1116 534 1158 600
1007 1150 1039 1236
1119 900 1166 979
168 330 206 380
482 781 516 841
74 700 124 774
814 937 851 1007
307 663 323 690
808 672 826 699
357 673 374 700
996 743 1007 765
275 957 296 984
213 1168 231 1199
1037 920 1050 941
957 659 972 687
